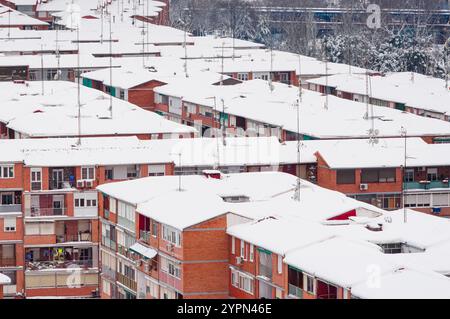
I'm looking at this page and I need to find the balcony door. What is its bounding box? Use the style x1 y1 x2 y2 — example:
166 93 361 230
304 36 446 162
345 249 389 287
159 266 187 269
52 169 64 189
31 168 42 191
52 195 64 216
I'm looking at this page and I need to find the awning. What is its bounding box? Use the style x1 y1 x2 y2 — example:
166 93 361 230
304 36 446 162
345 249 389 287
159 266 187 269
129 242 157 259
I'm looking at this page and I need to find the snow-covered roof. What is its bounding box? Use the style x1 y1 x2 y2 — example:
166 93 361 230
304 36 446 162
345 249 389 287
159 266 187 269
0 4 48 26
315 137 450 169
306 72 450 116
351 268 450 299
155 79 450 139
0 80 196 137
227 217 333 255
283 236 397 288
137 190 228 230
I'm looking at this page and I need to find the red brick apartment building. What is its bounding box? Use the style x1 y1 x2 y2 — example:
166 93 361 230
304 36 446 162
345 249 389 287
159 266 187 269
0 139 175 298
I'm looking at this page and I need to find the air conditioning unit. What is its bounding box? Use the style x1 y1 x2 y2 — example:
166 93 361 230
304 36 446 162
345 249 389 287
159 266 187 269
166 243 174 252
360 184 369 191
85 180 94 188
76 180 85 188
235 256 243 265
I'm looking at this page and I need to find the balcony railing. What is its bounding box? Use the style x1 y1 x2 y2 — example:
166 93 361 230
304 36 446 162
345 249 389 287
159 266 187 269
26 207 66 217
0 258 16 267
288 284 303 299
101 236 117 251
101 265 116 281
118 216 135 232
139 230 151 243
26 259 93 271
49 180 75 190
258 264 273 280
404 181 450 190
117 272 137 292
0 204 21 213
56 232 92 243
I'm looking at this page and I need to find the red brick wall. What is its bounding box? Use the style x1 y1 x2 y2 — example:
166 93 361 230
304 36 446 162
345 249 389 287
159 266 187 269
128 80 165 111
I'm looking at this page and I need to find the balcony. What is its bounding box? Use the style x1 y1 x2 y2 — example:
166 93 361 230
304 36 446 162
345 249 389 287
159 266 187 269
404 181 450 190
0 258 16 267
25 207 66 217
258 264 273 280
288 284 303 299
118 216 135 232
26 259 93 271
139 230 151 243
102 236 117 251
56 232 92 243
101 265 116 281
49 180 75 190
116 272 137 292
0 204 21 213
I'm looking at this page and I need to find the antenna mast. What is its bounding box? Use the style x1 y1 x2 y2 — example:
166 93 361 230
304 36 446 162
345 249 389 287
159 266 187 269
293 54 302 202
401 126 407 223
76 9 81 146
108 5 113 119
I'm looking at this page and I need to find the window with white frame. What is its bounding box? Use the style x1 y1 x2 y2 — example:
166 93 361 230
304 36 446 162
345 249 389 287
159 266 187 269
237 73 249 81
249 244 254 262
0 165 14 179
148 164 166 177
277 254 283 274
161 257 181 279
25 222 55 235
162 225 181 247
30 168 42 191
432 193 450 207
81 166 95 180
427 168 438 181
74 192 97 208
231 269 254 294
110 197 117 214
231 237 235 255
102 279 111 295
3 217 16 232
117 201 135 222
240 240 246 260
305 274 314 294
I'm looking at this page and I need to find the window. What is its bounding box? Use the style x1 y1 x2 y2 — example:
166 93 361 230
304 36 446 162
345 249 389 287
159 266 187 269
305 275 314 294
146 280 158 298
240 240 246 260
151 221 158 238
433 193 450 207
237 73 249 81
110 198 116 214
148 165 165 177
161 257 181 279
81 166 95 180
279 73 290 84
31 168 42 191
361 168 396 183
0 165 14 179
427 168 438 181
231 237 235 255
74 193 97 208
336 170 355 184
4 217 16 232
249 244 254 262
162 225 181 247
277 254 282 274
232 269 254 294
102 280 111 295
119 89 125 100
404 169 415 182
1 193 13 205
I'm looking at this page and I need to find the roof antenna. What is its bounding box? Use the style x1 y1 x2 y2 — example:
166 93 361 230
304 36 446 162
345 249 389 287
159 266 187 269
141 0 146 68
76 4 82 146
183 21 189 78
40 44 45 95
99 0 104 44
293 54 303 202
220 42 225 86
269 46 274 92
323 37 329 110
400 126 408 223
170 152 183 192
54 22 61 80
108 5 113 119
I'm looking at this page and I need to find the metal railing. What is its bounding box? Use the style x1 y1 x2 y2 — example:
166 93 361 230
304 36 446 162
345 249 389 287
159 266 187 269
26 259 94 271
404 181 450 190
116 272 137 292
49 180 75 190
139 230 151 243
101 266 116 281
117 216 135 232
56 233 92 243
25 207 66 217
288 284 303 298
